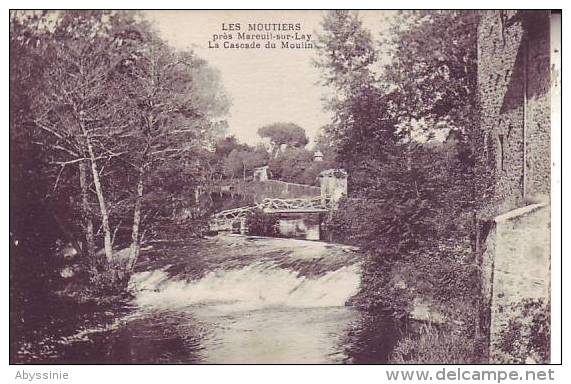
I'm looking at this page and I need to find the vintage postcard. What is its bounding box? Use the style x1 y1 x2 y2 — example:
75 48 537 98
9 9 560 368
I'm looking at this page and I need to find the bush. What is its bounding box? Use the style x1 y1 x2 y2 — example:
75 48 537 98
326 175 482 362
245 209 278 236
495 299 550 363
390 324 485 364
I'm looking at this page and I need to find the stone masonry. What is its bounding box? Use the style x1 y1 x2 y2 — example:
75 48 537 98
476 10 555 363
477 11 551 216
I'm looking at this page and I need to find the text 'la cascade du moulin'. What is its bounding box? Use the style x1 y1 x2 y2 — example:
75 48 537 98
209 22 313 49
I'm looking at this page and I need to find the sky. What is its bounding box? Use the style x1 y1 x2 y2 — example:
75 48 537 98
143 10 392 145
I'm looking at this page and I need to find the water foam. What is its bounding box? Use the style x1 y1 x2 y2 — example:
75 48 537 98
129 263 361 312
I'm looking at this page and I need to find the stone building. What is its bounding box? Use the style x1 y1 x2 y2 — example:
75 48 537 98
475 10 558 363
253 165 269 182
477 10 552 214
313 150 324 162
319 169 348 207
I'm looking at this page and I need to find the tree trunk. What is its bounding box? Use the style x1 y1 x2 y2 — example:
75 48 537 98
50 209 82 259
128 167 145 271
79 160 97 269
84 132 113 265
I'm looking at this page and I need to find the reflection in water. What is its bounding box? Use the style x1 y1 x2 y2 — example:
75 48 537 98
56 311 208 363
200 307 355 364
12 235 397 364
343 312 402 364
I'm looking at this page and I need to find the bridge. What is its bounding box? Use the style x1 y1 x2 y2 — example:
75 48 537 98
208 169 348 235
209 196 331 232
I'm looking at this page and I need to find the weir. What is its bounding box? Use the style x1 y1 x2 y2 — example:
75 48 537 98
130 260 360 311
122 235 363 363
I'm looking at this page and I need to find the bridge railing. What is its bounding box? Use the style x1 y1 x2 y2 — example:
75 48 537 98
261 196 329 212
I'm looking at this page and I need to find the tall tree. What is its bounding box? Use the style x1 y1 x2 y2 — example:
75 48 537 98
29 11 136 272
315 10 481 328
315 10 398 188
115 25 229 271
383 10 479 250
385 11 479 134
17 11 230 283
257 122 309 157
316 10 377 93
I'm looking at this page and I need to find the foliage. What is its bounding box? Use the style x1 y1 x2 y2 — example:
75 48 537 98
315 10 398 167
343 312 402 363
325 142 478 316
495 299 550 363
385 11 479 132
245 209 278 237
215 123 334 186
315 10 377 92
390 323 485 364
223 146 269 180
257 122 309 156
10 10 229 288
10 11 62 268
316 10 481 361
298 159 337 186
215 135 247 157
109 23 230 273
267 147 313 183
314 126 338 159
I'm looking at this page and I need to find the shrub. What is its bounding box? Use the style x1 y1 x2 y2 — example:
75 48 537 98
390 324 485 364
245 209 278 237
495 299 550 363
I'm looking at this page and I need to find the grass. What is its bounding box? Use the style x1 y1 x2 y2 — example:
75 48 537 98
389 323 486 364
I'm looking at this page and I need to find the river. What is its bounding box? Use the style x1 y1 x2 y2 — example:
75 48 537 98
12 234 397 364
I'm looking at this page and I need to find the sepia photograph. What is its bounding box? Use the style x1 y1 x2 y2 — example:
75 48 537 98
8 8 560 367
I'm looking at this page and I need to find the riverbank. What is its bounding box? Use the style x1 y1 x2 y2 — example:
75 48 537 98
352 241 487 364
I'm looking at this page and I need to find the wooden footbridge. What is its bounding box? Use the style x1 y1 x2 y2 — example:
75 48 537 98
208 169 348 234
209 196 331 232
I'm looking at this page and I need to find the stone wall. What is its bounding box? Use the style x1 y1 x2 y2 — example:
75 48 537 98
477 10 525 216
524 13 551 202
319 169 348 206
481 204 550 363
476 11 551 219
476 11 553 363
228 180 321 203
